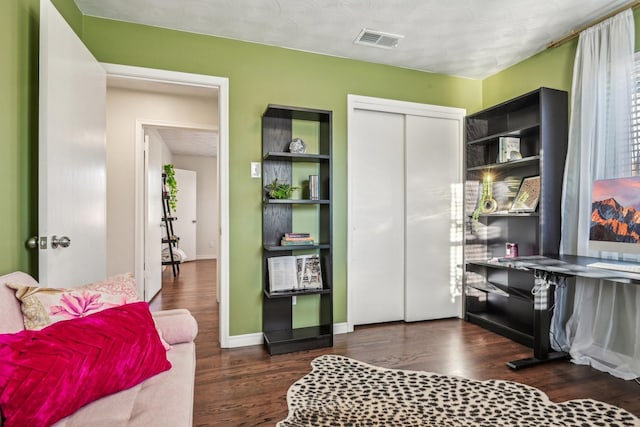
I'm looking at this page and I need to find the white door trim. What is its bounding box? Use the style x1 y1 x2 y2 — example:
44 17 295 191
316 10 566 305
102 63 231 348
347 95 466 332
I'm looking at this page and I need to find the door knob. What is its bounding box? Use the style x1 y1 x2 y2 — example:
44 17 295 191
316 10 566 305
26 236 48 249
51 235 71 249
26 236 38 249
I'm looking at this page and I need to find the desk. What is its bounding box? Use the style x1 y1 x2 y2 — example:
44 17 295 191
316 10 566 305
487 254 640 369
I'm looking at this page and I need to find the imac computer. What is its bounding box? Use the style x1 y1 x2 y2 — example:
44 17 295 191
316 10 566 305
589 176 640 263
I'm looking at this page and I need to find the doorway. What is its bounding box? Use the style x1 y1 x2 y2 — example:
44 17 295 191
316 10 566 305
142 122 218 299
102 64 230 347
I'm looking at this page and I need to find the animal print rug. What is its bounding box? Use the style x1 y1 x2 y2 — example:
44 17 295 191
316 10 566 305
277 355 639 427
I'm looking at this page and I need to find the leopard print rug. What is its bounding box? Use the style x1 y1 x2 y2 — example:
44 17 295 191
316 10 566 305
277 355 639 427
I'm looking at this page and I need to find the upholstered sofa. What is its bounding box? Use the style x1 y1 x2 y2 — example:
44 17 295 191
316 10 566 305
0 271 198 427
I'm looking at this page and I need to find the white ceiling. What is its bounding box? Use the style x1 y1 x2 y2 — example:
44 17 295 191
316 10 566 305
156 127 218 157
75 0 633 79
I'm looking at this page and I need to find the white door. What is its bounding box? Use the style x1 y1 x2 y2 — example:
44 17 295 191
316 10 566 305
173 169 197 261
38 0 106 287
349 109 406 325
404 115 462 321
348 96 464 328
144 132 162 301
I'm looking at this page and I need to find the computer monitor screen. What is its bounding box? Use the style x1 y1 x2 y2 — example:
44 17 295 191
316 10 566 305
590 176 640 254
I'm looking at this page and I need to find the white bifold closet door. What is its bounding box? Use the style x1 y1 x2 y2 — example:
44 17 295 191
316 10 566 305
349 98 463 327
404 115 462 322
350 110 406 324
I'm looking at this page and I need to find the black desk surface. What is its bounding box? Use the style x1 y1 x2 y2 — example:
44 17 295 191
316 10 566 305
471 254 640 369
484 254 640 284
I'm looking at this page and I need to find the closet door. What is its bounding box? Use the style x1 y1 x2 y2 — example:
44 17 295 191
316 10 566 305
404 115 462 321
349 109 405 325
348 96 465 329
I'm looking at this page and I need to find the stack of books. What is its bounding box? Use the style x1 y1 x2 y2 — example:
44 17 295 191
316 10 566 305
281 232 315 246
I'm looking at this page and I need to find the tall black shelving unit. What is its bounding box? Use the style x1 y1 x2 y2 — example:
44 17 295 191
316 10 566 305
464 88 568 347
261 105 333 355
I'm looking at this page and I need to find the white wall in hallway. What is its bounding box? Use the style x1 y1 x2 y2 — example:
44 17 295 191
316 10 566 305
173 154 218 259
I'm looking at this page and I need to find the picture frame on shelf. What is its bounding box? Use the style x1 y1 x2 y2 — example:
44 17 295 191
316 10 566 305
296 254 323 290
509 175 541 213
497 137 521 163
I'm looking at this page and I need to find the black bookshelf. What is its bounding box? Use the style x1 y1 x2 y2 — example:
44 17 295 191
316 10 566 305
261 105 333 355
464 88 568 345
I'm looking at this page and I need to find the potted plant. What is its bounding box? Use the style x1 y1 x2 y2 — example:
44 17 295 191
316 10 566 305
265 178 298 199
163 164 178 211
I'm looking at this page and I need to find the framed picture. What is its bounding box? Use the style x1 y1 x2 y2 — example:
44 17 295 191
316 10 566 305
497 137 521 163
510 176 541 212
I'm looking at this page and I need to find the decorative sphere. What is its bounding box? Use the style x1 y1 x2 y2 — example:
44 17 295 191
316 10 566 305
289 138 307 154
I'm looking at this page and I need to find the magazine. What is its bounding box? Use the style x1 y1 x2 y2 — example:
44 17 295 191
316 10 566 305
267 255 323 292
296 254 323 290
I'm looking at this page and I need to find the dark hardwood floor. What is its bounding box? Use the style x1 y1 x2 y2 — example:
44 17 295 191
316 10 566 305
150 260 640 426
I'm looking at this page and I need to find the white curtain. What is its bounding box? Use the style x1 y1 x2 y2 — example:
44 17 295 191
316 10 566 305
553 9 640 380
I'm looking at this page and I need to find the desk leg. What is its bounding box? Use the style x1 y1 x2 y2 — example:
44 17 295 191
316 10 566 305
506 273 569 370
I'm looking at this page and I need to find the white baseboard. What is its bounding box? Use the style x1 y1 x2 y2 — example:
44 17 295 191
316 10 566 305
333 322 350 334
196 254 217 260
222 322 351 348
225 332 263 348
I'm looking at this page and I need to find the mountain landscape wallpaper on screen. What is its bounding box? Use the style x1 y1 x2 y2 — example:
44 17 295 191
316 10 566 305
591 177 640 244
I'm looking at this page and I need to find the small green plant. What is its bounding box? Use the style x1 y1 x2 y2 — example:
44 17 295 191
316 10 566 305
163 164 178 211
265 178 299 199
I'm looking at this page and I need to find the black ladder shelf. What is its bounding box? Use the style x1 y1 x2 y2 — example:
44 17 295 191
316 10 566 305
162 173 180 277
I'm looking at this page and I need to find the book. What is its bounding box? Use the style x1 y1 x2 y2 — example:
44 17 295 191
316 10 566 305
284 233 310 238
267 255 323 292
465 180 480 217
280 239 315 246
281 233 315 246
267 257 298 292
282 236 314 241
497 137 521 163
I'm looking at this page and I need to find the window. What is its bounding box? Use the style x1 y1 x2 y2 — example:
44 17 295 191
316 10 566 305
632 52 640 174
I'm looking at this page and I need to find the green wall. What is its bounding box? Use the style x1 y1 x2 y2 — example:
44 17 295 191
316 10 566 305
0 0 82 279
0 0 39 276
4 2 638 337
51 0 83 37
482 8 640 109
482 40 577 108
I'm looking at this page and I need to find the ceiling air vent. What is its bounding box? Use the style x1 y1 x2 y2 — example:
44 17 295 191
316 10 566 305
354 28 404 49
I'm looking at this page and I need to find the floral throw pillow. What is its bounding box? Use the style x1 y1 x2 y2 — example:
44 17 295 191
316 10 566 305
6 273 139 330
